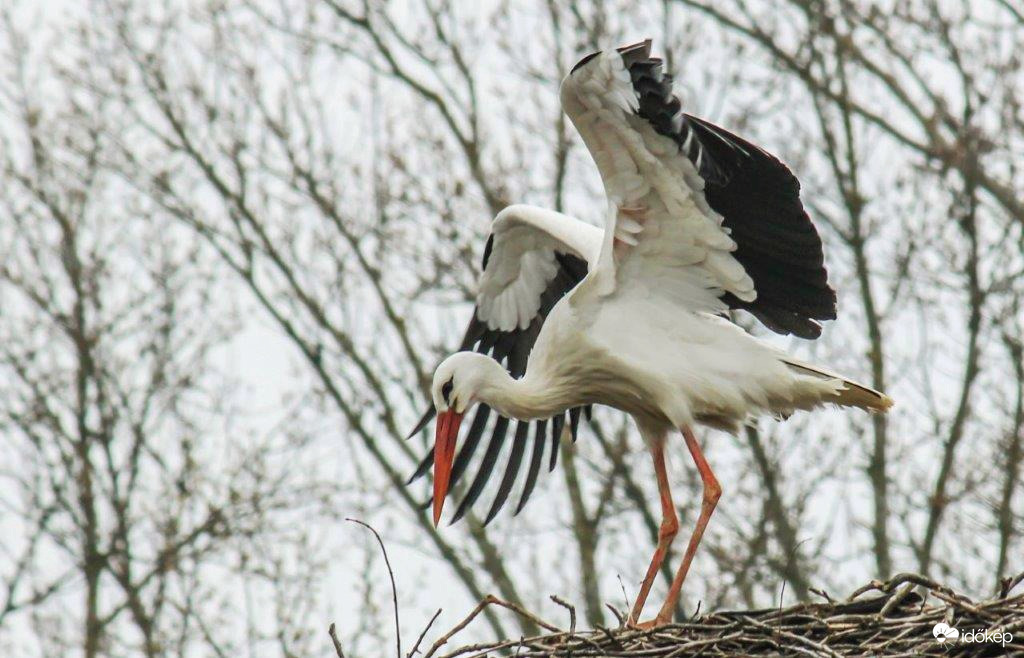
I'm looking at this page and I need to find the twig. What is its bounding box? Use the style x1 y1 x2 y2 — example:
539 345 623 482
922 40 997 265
1000 571 1024 599
425 598 495 658
425 595 561 658
604 603 625 626
878 583 916 617
550 595 576 635
810 588 834 603
408 608 442 657
616 574 630 612
346 518 402 658
328 622 346 658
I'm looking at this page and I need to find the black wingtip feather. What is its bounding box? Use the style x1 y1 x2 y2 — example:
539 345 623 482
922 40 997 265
570 51 600 73
408 450 434 485
448 404 492 489
407 407 436 440
480 234 495 270
483 422 530 525
549 415 564 472
569 407 581 441
515 420 548 515
452 416 511 523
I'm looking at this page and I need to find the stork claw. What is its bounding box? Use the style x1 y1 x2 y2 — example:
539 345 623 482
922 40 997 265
626 616 668 630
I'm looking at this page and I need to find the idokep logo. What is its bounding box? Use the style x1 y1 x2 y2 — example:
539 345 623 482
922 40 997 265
932 623 959 643
932 622 1014 648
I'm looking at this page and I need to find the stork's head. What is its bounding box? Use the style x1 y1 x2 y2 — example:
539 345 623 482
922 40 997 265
430 352 505 525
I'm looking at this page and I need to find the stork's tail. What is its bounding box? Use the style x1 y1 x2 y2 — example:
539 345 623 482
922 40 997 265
784 360 893 412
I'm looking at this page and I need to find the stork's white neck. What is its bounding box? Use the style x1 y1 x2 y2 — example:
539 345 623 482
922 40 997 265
477 367 573 422
435 351 579 422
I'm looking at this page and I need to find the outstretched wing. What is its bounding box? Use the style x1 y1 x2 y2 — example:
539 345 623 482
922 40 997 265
562 40 836 338
408 205 601 524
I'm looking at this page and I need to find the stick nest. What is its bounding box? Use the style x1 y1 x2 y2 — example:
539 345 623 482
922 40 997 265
425 573 1024 657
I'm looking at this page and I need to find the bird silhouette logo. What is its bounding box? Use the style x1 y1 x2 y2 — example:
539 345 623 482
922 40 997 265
933 622 960 643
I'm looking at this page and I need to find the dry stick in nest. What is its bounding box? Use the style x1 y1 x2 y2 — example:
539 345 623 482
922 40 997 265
424 572 1024 657
423 595 562 658
549 595 576 635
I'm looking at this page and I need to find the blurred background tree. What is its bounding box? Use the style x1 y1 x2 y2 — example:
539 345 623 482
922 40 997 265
0 0 1021 655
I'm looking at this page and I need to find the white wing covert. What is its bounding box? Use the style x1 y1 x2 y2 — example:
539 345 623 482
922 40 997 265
476 205 601 332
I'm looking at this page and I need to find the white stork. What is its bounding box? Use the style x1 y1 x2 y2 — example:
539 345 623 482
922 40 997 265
408 39 892 627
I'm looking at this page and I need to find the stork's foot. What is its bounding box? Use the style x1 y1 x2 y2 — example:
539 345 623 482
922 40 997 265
626 615 671 630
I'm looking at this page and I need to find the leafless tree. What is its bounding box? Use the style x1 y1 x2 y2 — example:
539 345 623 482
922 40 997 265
0 10 339 656
0 0 1021 654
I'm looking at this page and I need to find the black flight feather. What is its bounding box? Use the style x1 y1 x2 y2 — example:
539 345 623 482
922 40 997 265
549 414 564 472
449 404 492 490
407 448 434 485
451 415 510 523
515 420 548 515
484 421 530 524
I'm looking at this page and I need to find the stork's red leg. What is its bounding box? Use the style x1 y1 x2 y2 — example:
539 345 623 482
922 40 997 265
654 426 720 625
628 440 678 625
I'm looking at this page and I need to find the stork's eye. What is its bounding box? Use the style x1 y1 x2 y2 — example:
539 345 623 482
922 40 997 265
441 379 454 404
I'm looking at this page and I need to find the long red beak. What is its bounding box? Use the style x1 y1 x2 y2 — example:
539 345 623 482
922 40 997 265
433 409 464 526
